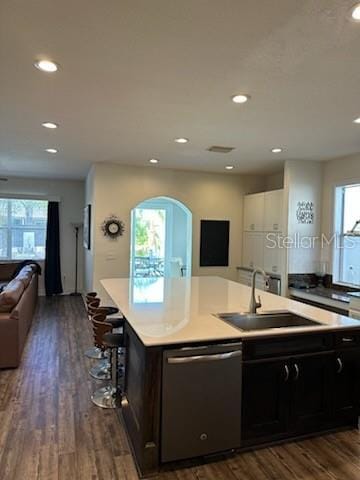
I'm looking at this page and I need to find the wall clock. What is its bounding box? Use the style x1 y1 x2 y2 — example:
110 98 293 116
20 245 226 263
101 215 125 239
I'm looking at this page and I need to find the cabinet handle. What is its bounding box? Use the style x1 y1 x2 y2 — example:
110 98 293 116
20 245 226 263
273 223 279 230
272 266 278 272
342 337 354 343
250 223 255 230
167 350 242 364
284 364 290 382
293 363 300 381
336 357 343 374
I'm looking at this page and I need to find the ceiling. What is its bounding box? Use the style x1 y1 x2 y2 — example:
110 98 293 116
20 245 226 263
0 0 360 180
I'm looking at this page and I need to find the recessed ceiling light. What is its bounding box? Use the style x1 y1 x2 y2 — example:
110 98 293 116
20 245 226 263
225 165 234 170
45 148 58 154
149 158 159 164
351 3 360 21
353 117 360 124
34 60 59 73
271 148 283 153
174 137 189 144
231 94 250 104
42 122 58 129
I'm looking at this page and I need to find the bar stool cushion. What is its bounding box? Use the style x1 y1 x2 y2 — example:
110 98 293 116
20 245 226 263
105 317 125 329
103 306 119 316
103 332 124 348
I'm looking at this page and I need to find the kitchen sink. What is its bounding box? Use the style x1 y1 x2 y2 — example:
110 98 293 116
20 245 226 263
215 311 322 331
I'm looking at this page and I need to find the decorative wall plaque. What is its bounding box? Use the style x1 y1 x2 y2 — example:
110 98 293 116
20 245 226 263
296 201 314 224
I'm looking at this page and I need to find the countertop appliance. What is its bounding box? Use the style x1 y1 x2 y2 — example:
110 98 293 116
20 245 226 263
237 267 281 295
161 343 242 462
267 275 281 295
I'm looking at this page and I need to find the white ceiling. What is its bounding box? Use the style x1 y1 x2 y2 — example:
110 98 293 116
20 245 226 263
0 0 360 180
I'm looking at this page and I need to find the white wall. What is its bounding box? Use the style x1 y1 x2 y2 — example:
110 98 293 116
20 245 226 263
1 176 85 294
86 163 266 292
321 153 360 274
284 160 323 275
265 171 284 191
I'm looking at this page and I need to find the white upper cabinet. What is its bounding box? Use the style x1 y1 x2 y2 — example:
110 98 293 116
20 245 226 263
242 232 264 270
243 193 265 232
264 190 284 232
242 189 285 276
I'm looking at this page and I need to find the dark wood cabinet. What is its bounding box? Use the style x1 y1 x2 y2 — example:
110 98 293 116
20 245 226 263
242 359 289 442
333 348 360 423
290 353 333 434
242 352 333 444
242 333 360 447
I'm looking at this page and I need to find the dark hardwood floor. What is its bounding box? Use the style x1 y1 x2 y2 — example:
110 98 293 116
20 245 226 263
1 296 360 479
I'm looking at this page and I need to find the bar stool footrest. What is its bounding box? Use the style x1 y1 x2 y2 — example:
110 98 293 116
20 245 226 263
91 386 122 409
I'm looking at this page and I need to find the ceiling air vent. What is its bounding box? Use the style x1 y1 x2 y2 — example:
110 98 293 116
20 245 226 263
207 145 235 154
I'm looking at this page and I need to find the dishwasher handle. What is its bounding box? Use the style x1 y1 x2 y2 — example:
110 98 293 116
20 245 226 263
167 349 242 364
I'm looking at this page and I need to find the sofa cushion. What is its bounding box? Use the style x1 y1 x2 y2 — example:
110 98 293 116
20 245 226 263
0 279 25 313
15 266 34 288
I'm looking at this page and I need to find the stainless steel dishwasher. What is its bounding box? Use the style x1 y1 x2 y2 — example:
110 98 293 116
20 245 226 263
161 342 242 463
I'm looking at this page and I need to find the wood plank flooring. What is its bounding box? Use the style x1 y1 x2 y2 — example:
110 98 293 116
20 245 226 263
1 296 360 480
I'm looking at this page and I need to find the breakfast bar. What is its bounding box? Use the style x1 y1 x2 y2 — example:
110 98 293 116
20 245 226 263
102 276 360 477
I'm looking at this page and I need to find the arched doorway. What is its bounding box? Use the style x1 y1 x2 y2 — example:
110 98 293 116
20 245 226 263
130 196 192 278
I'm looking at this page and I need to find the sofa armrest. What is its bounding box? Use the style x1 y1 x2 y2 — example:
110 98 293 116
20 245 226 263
0 314 19 368
0 262 22 281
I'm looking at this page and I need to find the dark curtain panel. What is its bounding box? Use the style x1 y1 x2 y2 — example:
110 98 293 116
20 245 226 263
45 201 63 296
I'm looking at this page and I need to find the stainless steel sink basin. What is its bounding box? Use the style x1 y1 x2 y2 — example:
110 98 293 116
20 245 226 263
215 310 322 331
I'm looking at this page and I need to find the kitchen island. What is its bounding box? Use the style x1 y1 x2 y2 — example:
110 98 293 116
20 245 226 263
102 276 360 477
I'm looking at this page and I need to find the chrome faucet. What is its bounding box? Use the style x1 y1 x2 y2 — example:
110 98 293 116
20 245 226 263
249 268 270 314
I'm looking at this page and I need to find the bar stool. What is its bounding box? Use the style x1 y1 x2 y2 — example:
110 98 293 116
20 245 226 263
84 292 104 359
84 292 120 359
91 322 125 409
87 296 119 317
89 311 124 380
86 291 97 302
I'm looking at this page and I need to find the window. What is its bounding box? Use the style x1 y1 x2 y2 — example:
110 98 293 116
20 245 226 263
333 184 360 286
0 198 48 260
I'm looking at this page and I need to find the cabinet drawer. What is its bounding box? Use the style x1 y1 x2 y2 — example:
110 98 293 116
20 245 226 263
243 334 334 360
335 331 360 348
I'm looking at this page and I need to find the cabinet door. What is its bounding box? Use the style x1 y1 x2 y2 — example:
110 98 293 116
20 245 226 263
263 234 283 275
243 193 264 232
290 353 333 434
264 190 284 232
333 349 360 423
242 359 290 444
242 232 264 270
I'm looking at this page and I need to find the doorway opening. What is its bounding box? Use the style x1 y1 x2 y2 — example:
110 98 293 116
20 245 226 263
130 197 192 278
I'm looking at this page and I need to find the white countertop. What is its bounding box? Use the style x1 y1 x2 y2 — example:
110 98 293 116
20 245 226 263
101 276 360 347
